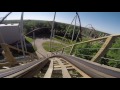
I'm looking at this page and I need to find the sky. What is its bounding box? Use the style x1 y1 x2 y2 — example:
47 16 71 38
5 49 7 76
0 12 120 34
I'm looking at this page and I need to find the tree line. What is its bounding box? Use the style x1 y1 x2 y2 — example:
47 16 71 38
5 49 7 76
4 20 109 41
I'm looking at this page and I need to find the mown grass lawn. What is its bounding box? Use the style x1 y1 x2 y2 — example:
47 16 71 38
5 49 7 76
42 41 65 52
54 35 75 45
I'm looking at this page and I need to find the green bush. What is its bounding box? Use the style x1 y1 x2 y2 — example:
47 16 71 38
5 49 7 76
75 42 101 60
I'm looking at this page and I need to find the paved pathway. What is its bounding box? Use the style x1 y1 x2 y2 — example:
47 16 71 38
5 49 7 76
32 38 65 58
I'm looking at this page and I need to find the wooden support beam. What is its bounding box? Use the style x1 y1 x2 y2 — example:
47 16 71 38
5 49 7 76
91 36 115 62
70 45 75 55
1 44 17 66
6 44 38 59
61 48 65 54
44 60 53 78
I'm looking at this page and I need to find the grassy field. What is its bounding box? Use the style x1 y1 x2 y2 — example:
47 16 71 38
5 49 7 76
25 36 37 52
54 35 76 45
54 35 92 44
42 41 65 52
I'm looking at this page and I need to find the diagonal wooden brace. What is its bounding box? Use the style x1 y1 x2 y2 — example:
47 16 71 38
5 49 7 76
1 43 17 67
91 36 115 62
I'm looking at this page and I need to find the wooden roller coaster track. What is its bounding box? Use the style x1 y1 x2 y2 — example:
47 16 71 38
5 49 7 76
0 35 120 78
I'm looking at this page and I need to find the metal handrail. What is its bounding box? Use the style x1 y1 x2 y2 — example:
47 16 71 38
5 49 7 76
55 34 120 54
76 48 120 50
101 57 120 62
77 54 94 57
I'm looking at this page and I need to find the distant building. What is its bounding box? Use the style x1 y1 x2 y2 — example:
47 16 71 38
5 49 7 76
0 23 22 44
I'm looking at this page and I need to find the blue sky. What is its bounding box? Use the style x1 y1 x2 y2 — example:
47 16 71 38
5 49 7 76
0 12 120 34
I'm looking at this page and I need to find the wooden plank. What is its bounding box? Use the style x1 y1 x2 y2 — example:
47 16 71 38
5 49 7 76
55 58 71 78
44 60 53 78
54 66 61 68
61 58 91 78
54 64 60 66
54 68 62 70
72 66 91 78
65 65 73 67
54 67 74 71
